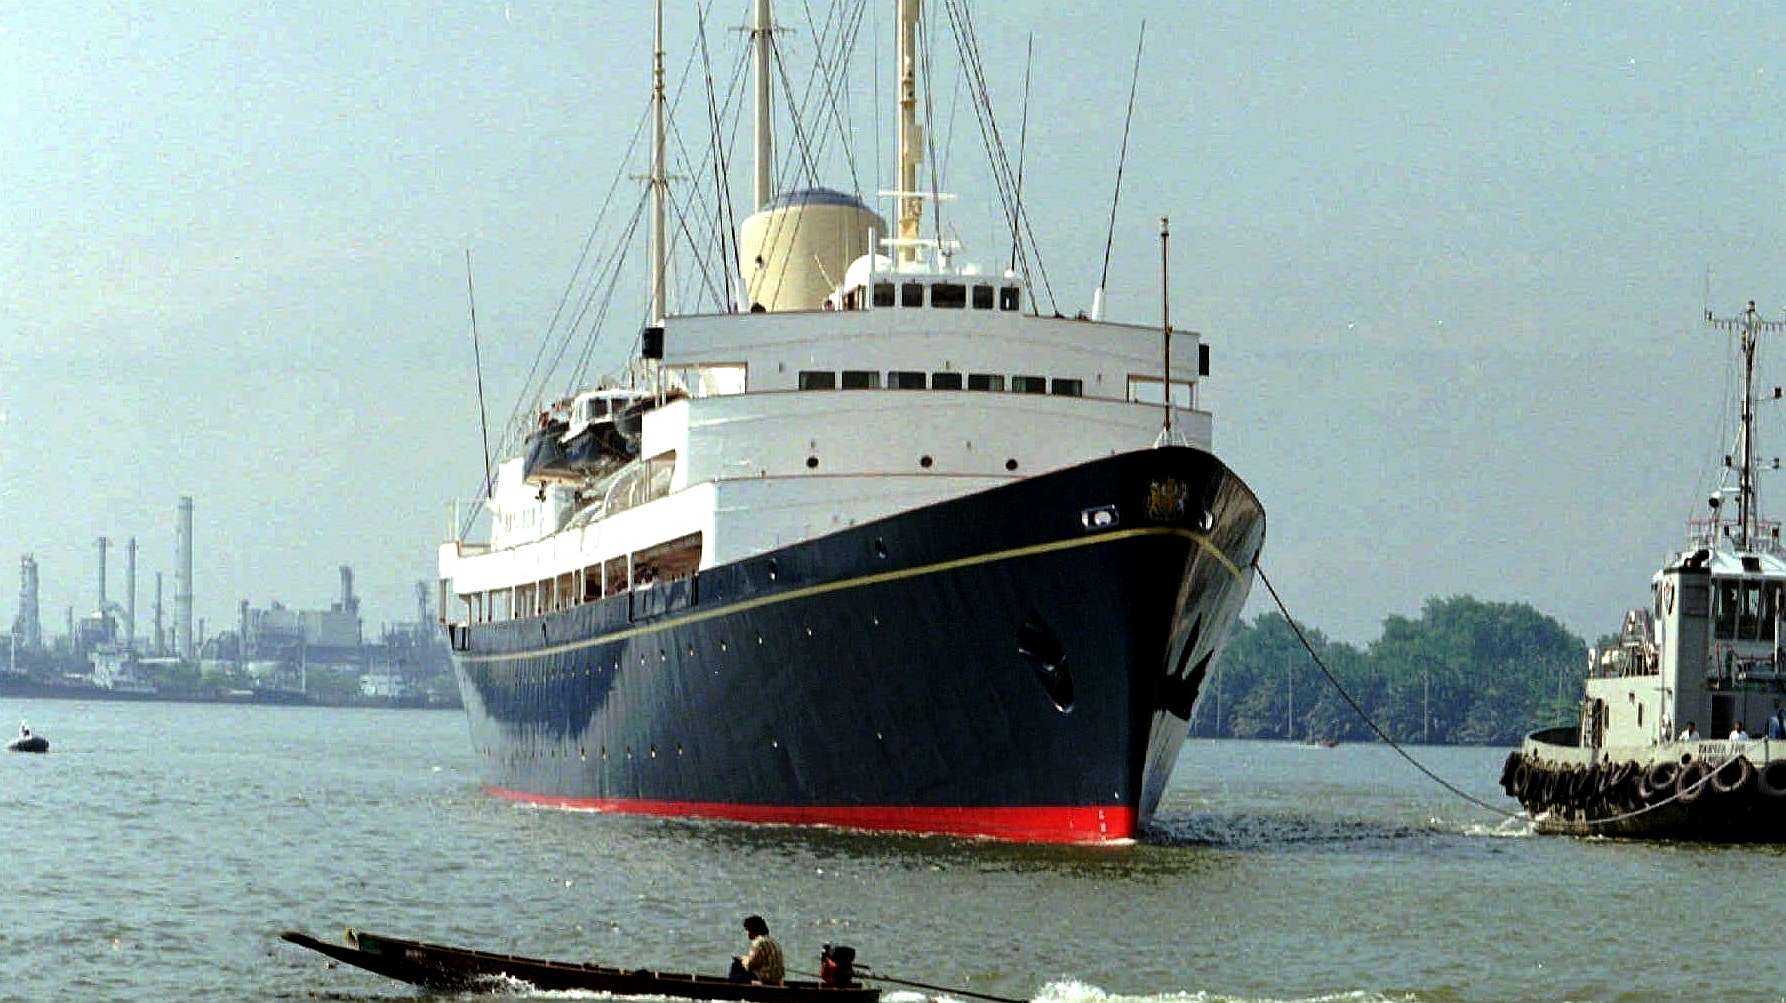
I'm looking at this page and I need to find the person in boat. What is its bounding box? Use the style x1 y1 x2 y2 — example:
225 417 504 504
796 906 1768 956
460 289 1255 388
729 915 784 986
18 721 28 739
1680 721 1700 742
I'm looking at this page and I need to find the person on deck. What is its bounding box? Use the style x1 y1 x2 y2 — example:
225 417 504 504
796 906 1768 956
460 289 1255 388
1680 721 1700 742
729 915 784 986
1768 704 1786 740
1730 721 1749 741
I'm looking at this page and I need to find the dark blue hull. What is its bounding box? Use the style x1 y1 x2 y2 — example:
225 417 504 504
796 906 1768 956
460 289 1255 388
451 446 1264 842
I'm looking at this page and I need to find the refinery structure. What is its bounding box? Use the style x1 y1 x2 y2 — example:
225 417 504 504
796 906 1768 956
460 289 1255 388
3 496 454 707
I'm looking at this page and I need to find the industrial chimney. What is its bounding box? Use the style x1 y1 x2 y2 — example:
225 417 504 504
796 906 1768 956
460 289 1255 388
175 496 194 661
339 565 357 614
96 536 109 612
154 571 165 656
126 537 137 653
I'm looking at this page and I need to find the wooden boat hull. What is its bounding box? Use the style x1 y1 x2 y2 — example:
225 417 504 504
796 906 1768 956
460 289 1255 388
281 929 880 1002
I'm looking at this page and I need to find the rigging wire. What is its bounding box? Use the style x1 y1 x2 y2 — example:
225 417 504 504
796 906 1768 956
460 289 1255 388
463 249 494 502
1009 32 1031 275
1097 19 1146 296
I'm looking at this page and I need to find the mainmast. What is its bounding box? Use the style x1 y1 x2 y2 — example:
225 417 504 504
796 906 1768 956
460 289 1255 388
650 0 669 325
752 0 774 211
895 0 923 268
1707 300 1786 550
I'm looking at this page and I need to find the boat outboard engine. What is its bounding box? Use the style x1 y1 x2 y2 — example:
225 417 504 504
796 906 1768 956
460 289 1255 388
819 944 857 988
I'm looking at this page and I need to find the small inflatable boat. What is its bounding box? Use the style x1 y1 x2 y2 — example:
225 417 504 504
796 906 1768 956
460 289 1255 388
6 732 48 753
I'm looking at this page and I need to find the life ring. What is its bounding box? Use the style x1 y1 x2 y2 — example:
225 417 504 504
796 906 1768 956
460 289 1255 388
1757 761 1786 799
1639 761 1679 801
1710 757 1753 795
1676 760 1712 804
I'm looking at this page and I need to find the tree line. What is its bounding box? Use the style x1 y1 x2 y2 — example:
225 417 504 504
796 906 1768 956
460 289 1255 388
1192 595 1587 745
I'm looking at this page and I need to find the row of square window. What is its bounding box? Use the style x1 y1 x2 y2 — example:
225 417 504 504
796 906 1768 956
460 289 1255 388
799 370 1083 396
869 282 1022 310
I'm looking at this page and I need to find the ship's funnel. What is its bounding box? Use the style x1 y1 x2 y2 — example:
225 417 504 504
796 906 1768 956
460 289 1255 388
175 496 194 660
738 188 885 312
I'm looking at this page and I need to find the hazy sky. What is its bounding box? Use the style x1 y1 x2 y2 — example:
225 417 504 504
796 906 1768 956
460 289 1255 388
3 2 1784 644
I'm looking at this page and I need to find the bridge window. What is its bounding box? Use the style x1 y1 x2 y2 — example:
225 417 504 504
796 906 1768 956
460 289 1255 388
1012 375 1047 394
841 370 882 389
931 283 967 309
931 372 963 390
901 282 925 308
888 371 926 389
1715 579 1740 639
873 283 895 307
1051 378 1084 397
799 371 836 390
999 286 1021 311
973 285 994 309
968 373 1005 391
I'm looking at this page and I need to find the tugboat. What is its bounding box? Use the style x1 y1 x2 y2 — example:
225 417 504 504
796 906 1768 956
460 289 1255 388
1503 302 1786 838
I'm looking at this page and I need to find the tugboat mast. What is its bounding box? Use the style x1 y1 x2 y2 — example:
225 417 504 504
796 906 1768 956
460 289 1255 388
1707 301 1786 551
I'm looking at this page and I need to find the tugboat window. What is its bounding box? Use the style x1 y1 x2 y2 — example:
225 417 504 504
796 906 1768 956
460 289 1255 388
931 371 963 390
999 286 1021 311
799 371 837 390
841 370 882 389
931 283 967 309
1741 582 1764 640
1013 376 1047 394
873 282 895 307
968 373 1005 391
972 285 994 309
1715 580 1740 639
888 371 927 389
1050 378 1084 397
901 282 925 308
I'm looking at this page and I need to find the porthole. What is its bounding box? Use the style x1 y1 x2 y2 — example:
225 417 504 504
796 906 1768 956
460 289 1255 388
806 456 819 469
919 455 933 468
805 625 814 637
579 746 586 761
767 559 779 580
1005 458 1019 471
686 643 695 657
719 640 729 652
658 648 667 662
873 538 888 559
650 746 658 758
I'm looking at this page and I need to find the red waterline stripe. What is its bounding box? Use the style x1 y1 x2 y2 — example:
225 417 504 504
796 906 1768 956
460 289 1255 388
485 787 1136 844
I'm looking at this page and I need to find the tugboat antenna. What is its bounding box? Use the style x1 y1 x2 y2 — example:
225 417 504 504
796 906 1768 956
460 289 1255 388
1706 300 1786 551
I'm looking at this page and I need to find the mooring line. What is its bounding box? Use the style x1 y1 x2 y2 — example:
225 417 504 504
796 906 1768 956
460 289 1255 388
1257 564 1745 829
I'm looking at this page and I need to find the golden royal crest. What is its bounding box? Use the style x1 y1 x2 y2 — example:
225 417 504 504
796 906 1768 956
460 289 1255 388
1146 478 1189 522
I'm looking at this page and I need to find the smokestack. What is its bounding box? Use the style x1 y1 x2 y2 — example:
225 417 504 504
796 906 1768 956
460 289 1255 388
154 572 165 656
415 580 429 625
96 536 109 611
126 537 137 653
175 496 194 661
339 565 356 613
238 598 249 669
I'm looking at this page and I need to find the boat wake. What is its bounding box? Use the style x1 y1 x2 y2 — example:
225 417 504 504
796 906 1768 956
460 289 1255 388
1426 815 1534 839
1029 982 1417 1003
1143 812 1430 851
